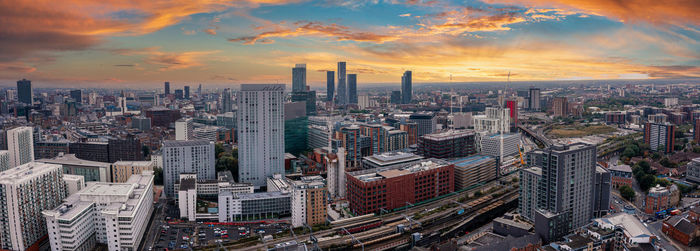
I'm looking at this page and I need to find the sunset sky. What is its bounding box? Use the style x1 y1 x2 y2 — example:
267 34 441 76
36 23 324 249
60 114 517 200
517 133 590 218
1 0 698 88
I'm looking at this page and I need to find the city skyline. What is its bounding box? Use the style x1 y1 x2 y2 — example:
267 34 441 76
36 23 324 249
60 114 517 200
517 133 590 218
1 0 698 88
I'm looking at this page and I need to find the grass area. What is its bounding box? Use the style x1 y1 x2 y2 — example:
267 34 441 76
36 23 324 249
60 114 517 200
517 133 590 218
548 124 617 138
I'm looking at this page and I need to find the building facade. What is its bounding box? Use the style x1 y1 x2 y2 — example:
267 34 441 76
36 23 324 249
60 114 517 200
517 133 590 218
401 71 412 104
7 126 34 167
237 84 285 188
644 122 675 153
417 130 476 159
450 155 497 190
162 140 215 197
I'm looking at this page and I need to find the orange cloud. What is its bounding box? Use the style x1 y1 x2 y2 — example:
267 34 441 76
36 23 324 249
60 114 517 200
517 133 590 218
228 21 399 44
487 0 700 26
112 47 220 71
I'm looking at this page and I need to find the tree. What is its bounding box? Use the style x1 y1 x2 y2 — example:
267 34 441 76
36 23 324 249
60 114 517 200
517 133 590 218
619 185 635 201
640 174 657 191
142 145 150 158
638 161 651 173
622 148 636 158
153 168 163 185
657 145 666 152
215 143 225 159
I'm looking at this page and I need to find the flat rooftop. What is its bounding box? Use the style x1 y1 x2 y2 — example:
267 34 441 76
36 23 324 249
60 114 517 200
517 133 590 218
0 162 63 184
38 154 110 167
113 161 153 167
363 152 423 166
350 158 451 182
163 140 212 147
421 130 474 141
450 155 495 168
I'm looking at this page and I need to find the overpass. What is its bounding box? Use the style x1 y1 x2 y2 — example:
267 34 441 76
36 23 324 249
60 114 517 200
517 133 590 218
517 125 552 147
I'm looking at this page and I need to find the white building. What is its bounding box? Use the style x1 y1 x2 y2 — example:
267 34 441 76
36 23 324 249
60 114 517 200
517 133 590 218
178 174 197 220
473 107 510 134
175 118 193 141
237 84 285 188
175 172 253 221
327 147 346 199
481 133 521 161
358 95 370 109
162 140 215 197
43 171 154 251
63 174 86 196
0 162 66 251
7 126 34 167
0 150 9 172
193 126 222 142
664 97 679 107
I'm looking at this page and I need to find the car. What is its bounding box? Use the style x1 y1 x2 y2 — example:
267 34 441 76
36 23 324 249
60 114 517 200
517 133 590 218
222 234 229 238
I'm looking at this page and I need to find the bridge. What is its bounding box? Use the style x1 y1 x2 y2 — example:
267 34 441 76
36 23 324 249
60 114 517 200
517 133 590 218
517 125 552 147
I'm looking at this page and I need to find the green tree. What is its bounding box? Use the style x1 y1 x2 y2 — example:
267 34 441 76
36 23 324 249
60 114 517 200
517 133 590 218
622 148 636 158
640 174 657 191
153 168 163 185
619 185 635 201
215 143 225 159
142 145 150 158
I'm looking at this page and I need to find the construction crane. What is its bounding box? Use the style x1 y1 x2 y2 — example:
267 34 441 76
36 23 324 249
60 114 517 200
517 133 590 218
517 144 525 165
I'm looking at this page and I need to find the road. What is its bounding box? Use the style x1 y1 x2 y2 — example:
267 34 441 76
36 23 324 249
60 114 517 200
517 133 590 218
143 193 167 250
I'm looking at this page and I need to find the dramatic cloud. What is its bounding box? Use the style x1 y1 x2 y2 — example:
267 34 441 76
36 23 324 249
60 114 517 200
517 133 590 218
228 21 399 44
487 0 700 26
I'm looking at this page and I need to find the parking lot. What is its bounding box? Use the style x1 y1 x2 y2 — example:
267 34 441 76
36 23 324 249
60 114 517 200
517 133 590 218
153 222 290 250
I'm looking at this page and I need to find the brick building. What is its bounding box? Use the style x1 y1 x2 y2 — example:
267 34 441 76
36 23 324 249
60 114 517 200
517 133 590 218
609 164 633 189
346 159 454 215
417 130 476 159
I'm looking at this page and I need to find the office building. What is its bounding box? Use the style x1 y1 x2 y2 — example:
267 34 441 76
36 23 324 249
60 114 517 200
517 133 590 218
326 71 335 102
221 88 233 112
0 162 66 251
107 136 144 163
529 143 597 242
644 122 675 153
69 142 110 162
216 112 236 129
450 155 497 190
38 153 111 182
593 165 611 218
267 175 327 227
609 164 633 188
0 151 8 172
175 118 194 141
346 159 454 215
348 74 357 104
218 191 291 221
401 71 412 104
361 152 423 170
337 62 347 105
529 88 540 111
237 84 285 188
131 116 152 131
552 97 568 117
112 160 154 183
174 89 183 99
292 64 306 92
184 85 190 99
7 126 34 167
43 172 154 251
410 112 436 136
480 133 520 161
162 140 215 197
164 81 170 95
417 130 476 159
144 107 181 127
16 79 32 104
519 166 542 221
390 91 401 104
70 89 82 103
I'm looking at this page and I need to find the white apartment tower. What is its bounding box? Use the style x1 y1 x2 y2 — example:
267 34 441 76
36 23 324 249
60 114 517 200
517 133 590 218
237 84 285 188
0 151 9 172
327 147 346 198
7 126 34 167
43 172 154 251
162 140 215 197
175 118 194 141
0 162 66 251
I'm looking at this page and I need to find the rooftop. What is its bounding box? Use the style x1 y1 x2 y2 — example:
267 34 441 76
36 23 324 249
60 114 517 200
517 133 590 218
363 152 423 166
609 164 632 173
450 155 495 168
113 160 153 167
350 158 451 182
163 140 212 147
421 130 474 141
522 166 542 176
594 213 654 240
38 153 110 167
0 162 63 184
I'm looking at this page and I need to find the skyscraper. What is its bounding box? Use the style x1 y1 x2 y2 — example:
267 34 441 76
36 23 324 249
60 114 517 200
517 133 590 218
292 64 307 93
222 88 233 112
237 84 285 188
162 140 215 197
16 79 32 104
70 89 82 103
184 85 190 99
401 71 412 104
7 126 34 167
552 97 568 117
337 62 347 105
164 81 170 95
347 74 357 104
528 143 597 242
529 87 540 111
326 71 335 102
